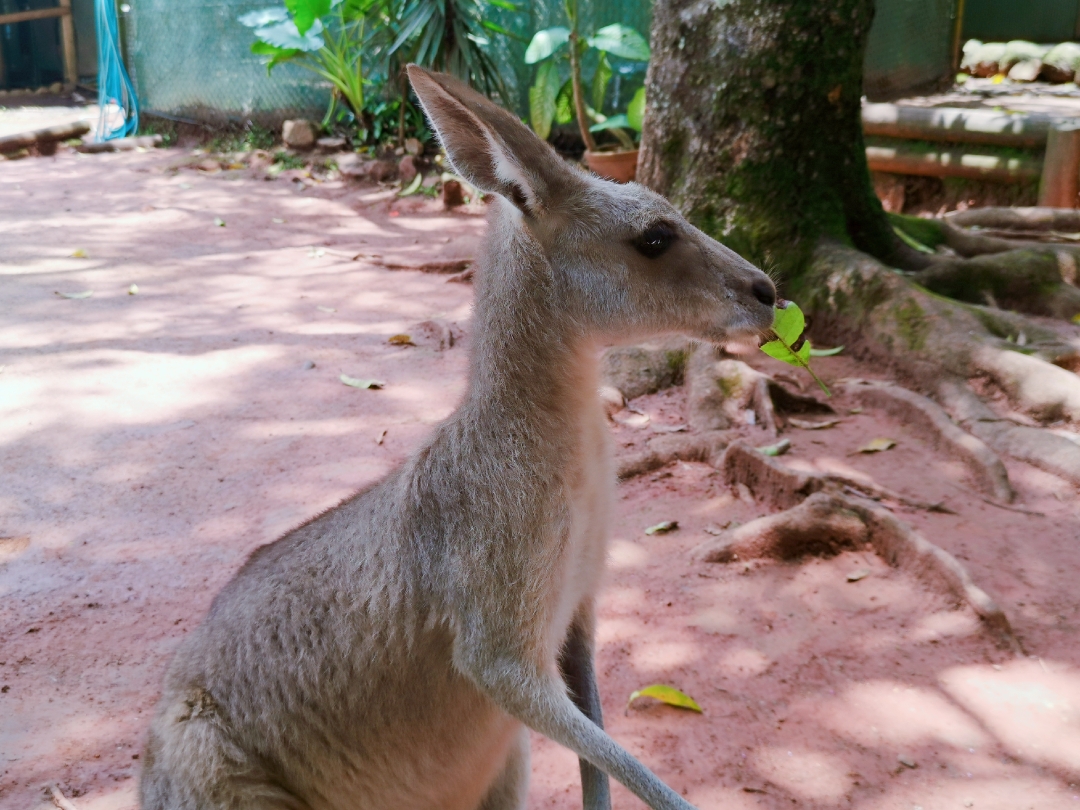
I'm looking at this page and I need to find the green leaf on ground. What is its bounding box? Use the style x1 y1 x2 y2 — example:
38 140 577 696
757 438 791 456
628 684 702 713
858 437 896 454
214 217 226 227
892 225 934 254
644 520 678 535
128 284 139 295
55 290 92 299
71 248 87 258
340 374 384 389
398 173 423 197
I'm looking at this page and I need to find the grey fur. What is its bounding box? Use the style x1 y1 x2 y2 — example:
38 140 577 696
139 66 775 810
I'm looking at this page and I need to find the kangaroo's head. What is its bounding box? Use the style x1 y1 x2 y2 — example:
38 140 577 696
407 65 776 349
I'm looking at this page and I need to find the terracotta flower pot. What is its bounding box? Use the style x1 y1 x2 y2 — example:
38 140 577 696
584 148 639 183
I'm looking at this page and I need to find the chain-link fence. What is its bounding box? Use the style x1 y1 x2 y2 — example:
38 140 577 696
122 0 954 126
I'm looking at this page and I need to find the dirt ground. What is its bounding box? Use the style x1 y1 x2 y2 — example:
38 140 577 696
3 148 1080 810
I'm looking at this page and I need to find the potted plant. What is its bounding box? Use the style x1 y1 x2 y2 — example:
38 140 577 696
524 0 649 182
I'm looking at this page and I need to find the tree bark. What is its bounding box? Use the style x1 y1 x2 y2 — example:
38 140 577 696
638 0 927 279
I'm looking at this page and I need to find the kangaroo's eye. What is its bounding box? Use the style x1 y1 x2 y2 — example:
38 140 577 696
635 222 677 259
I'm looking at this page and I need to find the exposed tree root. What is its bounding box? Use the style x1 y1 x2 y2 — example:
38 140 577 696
697 445 1021 652
616 431 729 480
938 380 1080 486
945 206 1080 233
842 379 1014 502
909 250 1080 321
717 440 955 513
804 243 1080 485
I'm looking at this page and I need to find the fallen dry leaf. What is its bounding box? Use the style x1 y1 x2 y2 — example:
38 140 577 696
789 417 841 430
627 684 702 713
388 334 415 346
858 437 897 454
644 520 678 536
340 374 384 390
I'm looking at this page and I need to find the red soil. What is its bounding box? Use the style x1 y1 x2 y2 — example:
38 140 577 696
2 150 1080 810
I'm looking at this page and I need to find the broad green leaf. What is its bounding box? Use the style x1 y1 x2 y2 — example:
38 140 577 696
772 300 805 345
757 438 791 456
589 114 629 132
398 172 423 197
285 0 331 35
255 18 324 51
809 345 844 357
858 437 896 453
55 290 92 299
340 374 384 389
525 26 570 64
485 0 520 9
587 24 650 61
628 684 702 713
529 60 560 139
644 520 678 535
554 79 575 125
591 52 612 112
238 7 290 27
627 86 646 131
251 40 302 70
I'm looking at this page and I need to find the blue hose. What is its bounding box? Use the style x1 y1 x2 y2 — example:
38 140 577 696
94 0 138 140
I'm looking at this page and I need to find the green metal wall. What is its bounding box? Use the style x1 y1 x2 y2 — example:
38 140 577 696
121 0 956 125
963 0 1079 43
864 0 959 99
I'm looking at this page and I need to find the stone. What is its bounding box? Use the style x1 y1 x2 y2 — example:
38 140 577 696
367 159 397 182
282 119 316 150
195 158 221 172
1007 59 1042 82
398 155 418 185
48 81 63 93
442 179 465 208
335 152 364 178
600 337 692 401
316 136 346 152
404 137 422 156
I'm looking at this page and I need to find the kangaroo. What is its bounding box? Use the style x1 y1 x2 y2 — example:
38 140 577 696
139 65 777 810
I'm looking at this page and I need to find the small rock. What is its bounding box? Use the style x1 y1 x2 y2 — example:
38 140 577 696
598 386 626 419
404 137 422 156
35 85 49 94
49 81 63 93
398 154 418 185
335 152 364 178
195 158 221 172
411 319 461 351
897 754 917 769
282 119 317 150
442 179 465 208
302 360 316 370
316 136 346 152
1008 59 1042 82
367 159 397 183
963 801 974 808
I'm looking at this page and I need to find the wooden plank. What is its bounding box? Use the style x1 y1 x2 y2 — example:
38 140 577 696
0 121 90 152
1038 123 1080 207
0 7 69 25
866 144 1043 182
862 103 1063 148
58 0 77 86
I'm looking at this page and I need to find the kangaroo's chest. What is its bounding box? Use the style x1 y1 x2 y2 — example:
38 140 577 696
550 406 615 640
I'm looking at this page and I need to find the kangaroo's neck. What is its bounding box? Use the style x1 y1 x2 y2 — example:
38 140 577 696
461 212 600 446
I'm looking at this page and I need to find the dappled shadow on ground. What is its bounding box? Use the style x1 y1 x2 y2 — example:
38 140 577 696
2 150 1080 810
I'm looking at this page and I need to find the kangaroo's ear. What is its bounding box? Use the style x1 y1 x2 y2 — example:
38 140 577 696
407 64 579 216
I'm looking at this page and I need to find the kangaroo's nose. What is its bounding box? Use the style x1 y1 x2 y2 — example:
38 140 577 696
751 278 776 307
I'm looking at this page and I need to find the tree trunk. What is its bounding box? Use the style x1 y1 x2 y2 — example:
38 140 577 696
638 0 925 280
